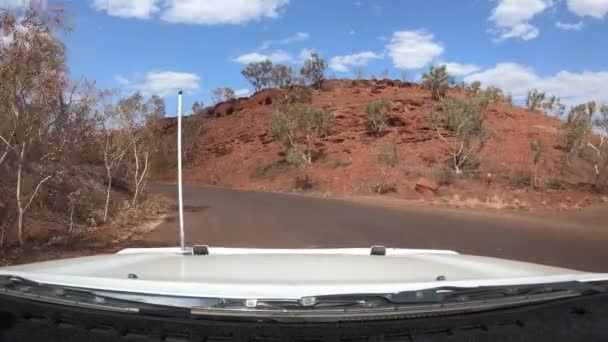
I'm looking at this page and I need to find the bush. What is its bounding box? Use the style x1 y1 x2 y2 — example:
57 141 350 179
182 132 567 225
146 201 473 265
433 164 456 186
483 86 504 102
295 175 313 190
370 182 397 194
563 102 594 154
530 138 544 188
366 100 392 136
271 104 333 165
526 90 545 111
465 81 482 97
421 65 454 101
542 96 565 117
281 85 313 105
432 98 489 175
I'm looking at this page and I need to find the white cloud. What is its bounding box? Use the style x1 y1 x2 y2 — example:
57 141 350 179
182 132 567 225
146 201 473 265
0 0 35 9
329 51 383 72
488 0 553 41
555 21 585 30
298 48 315 63
349 29 356 35
233 50 292 64
464 63 608 105
260 32 309 50
441 62 481 76
161 0 289 25
127 71 200 97
386 30 443 70
566 0 608 18
114 74 131 86
92 0 159 19
235 88 250 97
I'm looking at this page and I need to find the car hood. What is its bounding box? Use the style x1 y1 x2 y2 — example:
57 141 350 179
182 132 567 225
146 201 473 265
0 247 606 299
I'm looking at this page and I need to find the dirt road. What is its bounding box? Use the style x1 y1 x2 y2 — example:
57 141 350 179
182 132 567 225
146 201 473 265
143 184 608 272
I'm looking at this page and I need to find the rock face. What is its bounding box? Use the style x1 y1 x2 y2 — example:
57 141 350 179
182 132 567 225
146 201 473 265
415 178 439 195
155 79 607 210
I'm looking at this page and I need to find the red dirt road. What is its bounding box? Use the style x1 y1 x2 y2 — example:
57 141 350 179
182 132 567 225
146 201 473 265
143 184 608 273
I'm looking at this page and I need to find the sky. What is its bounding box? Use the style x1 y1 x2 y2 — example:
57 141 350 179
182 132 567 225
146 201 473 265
2 0 608 115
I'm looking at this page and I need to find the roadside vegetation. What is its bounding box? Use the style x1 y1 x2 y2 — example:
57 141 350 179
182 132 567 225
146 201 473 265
0 8 170 249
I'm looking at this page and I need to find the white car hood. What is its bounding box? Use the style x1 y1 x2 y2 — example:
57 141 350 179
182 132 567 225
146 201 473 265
1 247 606 299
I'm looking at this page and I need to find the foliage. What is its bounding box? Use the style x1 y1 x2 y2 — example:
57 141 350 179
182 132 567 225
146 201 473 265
526 90 545 112
561 101 608 192
365 100 392 136
542 96 566 117
270 64 294 89
280 85 313 105
465 81 482 97
241 60 273 91
300 53 327 90
530 138 544 165
212 87 236 104
192 100 204 115
421 65 454 101
563 102 594 154
271 104 333 165
530 138 544 188
483 86 504 102
432 98 489 175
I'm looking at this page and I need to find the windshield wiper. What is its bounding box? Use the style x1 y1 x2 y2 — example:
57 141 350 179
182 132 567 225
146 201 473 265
386 281 606 304
0 275 191 317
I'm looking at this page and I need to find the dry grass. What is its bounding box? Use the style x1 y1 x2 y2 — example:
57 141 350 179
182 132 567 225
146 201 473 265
111 195 171 229
435 194 528 211
0 195 171 266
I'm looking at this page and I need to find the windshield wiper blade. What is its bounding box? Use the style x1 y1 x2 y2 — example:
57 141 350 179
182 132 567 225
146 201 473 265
388 281 606 304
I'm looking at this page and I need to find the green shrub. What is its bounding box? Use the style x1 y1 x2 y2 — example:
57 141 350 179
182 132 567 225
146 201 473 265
421 65 454 101
365 100 392 136
271 104 333 165
526 90 545 111
432 98 489 175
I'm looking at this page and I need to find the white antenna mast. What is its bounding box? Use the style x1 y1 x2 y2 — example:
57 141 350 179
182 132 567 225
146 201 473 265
177 90 186 252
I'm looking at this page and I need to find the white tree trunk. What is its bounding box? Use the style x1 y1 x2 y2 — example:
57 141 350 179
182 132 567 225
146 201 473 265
16 142 25 245
132 147 149 207
103 167 112 223
132 142 139 206
103 136 112 223
69 206 75 234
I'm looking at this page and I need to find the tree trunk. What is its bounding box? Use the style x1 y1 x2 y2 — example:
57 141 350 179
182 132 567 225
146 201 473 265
132 143 139 207
104 166 112 223
16 142 25 245
69 206 75 234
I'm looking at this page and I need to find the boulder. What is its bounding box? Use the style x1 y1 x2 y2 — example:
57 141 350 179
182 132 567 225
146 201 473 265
415 177 439 195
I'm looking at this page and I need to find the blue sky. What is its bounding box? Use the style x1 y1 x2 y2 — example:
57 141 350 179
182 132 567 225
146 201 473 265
3 0 608 114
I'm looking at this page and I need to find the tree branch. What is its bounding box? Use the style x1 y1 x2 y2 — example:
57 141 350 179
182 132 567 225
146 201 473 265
24 174 53 212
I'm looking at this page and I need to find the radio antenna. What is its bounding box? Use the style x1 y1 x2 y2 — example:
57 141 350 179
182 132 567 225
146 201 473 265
177 90 186 252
